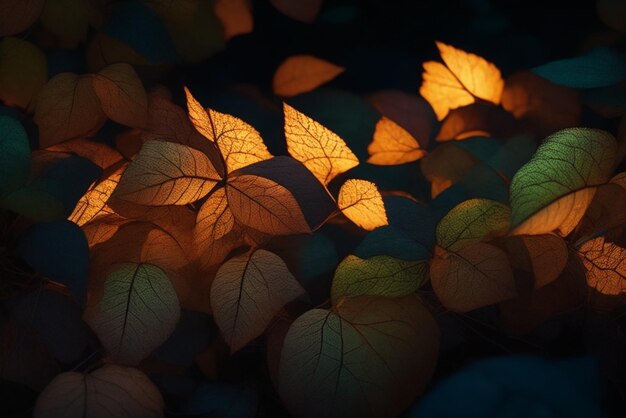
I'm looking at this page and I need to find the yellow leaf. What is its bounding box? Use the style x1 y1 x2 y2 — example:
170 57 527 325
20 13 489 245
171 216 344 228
367 116 426 165
211 249 305 352
113 140 221 206
226 174 311 235
215 0 254 40
69 166 123 227
283 103 359 185
338 179 388 231
194 187 235 248
185 87 272 172
578 236 626 296
34 73 106 147
430 243 516 312
0 37 47 111
420 41 504 120
92 63 148 129
0 0 45 36
273 55 345 97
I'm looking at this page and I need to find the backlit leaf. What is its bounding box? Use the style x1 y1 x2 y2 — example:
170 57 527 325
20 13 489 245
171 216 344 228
185 87 272 172
338 179 388 231
215 0 254 40
435 103 518 141
273 55 344 97
283 103 359 185
69 167 123 226
34 365 164 418
504 234 568 288
436 198 510 251
578 236 626 296
420 41 504 120
113 140 221 205
0 0 44 36
0 116 30 196
367 116 426 165
48 138 123 170
194 187 234 247
226 174 311 235
211 249 305 352
430 243 516 312
270 0 323 23
331 255 427 303
34 73 106 147
279 295 439 418
92 63 148 129
84 262 180 365
510 128 617 235
0 37 47 110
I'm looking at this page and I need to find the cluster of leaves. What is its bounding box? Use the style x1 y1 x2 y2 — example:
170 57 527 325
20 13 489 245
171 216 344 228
1 1 626 417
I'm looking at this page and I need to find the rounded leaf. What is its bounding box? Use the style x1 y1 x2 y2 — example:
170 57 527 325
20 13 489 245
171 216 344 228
338 179 388 231
0 37 47 110
273 55 344 97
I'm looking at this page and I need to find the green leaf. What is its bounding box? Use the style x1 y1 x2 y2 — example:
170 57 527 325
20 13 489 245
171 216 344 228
84 262 180 365
331 255 427 304
0 115 30 196
436 198 510 251
278 295 439 418
532 48 626 88
510 128 617 236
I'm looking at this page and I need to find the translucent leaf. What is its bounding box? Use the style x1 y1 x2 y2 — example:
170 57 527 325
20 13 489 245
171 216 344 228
34 73 106 147
0 116 30 196
436 198 510 251
367 116 426 165
0 37 47 110
84 263 180 365
331 255 427 303
578 236 626 296
69 166 123 226
504 234 568 289
430 243 516 312
338 179 388 231
48 138 123 170
510 128 617 235
194 187 234 247
226 174 311 235
270 0 323 23
435 103 518 141
420 41 504 120
113 140 221 206
34 365 164 418
283 103 359 185
0 0 44 36
273 55 344 97
92 63 148 129
215 0 254 40
185 87 272 172
211 249 305 352
279 295 439 418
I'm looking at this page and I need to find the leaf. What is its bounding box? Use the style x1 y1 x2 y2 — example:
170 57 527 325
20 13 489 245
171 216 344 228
84 262 180 364
34 73 106 147
331 255 427 303
420 142 478 198
367 116 426 165
597 0 626 31
273 55 345 97
338 179 388 231
211 249 305 352
185 87 272 172
113 140 221 206
578 237 626 296
510 128 617 235
283 102 359 185
40 0 89 48
0 37 47 110
92 63 148 128
436 198 510 251
573 183 626 240
0 0 44 36
48 138 123 170
435 103 518 142
215 0 254 40
354 226 431 261
270 0 324 23
0 116 30 196
226 174 311 235
194 187 234 247
69 166 123 226
420 41 504 120
503 234 568 289
34 365 164 418
430 243 516 312
532 48 626 89
278 295 439 418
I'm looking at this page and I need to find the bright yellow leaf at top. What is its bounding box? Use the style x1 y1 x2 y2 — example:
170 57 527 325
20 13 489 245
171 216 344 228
367 116 426 165
338 179 388 231
283 103 359 185
184 87 272 172
420 41 504 120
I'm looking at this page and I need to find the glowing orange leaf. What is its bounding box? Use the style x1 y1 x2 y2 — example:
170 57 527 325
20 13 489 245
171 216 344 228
273 55 345 97
420 41 504 120
48 138 123 169
367 116 426 165
194 187 235 249
215 0 254 40
283 103 359 185
578 237 626 296
338 179 388 231
69 166 123 226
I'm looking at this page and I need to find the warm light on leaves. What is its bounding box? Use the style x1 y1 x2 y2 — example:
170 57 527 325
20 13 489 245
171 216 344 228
420 41 504 120
214 0 254 40
504 234 568 289
68 167 123 226
338 179 388 231
273 55 345 97
578 237 626 296
211 249 305 352
48 138 123 170
367 116 426 165
283 103 359 185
